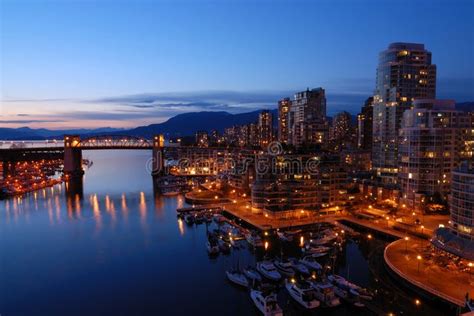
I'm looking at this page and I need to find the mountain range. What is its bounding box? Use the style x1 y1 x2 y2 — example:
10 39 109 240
0 109 277 140
1 102 473 140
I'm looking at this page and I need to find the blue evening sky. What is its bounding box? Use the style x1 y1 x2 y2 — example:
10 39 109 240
1 0 473 129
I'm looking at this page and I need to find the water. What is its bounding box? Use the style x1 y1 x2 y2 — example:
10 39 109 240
0 151 456 315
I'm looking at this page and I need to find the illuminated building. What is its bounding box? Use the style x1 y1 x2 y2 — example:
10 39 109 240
195 131 209 148
433 161 474 260
289 87 328 147
330 111 354 149
250 153 347 215
259 110 273 148
278 98 291 144
372 43 436 184
398 99 470 210
209 129 220 145
357 97 374 150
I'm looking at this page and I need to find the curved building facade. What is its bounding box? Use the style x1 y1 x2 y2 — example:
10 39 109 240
432 161 474 260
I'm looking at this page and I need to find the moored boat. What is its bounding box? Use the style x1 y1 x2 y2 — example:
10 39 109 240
244 266 262 282
304 245 331 253
332 286 365 307
285 280 320 309
300 255 322 271
273 258 296 277
256 261 281 281
288 258 310 275
250 290 283 316
246 232 263 247
226 270 249 288
310 281 341 307
328 274 373 300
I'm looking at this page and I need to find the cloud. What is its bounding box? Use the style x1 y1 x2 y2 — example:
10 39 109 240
1 98 75 103
0 119 65 124
3 77 472 130
90 89 372 116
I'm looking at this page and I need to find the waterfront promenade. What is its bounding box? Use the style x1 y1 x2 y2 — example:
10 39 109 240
223 202 408 239
384 238 473 307
219 201 472 308
223 202 344 230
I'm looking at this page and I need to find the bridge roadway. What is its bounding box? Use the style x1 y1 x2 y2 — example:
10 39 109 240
0 136 236 163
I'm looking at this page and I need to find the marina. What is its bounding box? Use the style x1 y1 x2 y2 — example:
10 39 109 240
0 150 469 315
175 197 460 315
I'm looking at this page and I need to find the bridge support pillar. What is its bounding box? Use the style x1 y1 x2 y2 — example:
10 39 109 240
63 135 84 177
65 176 84 200
152 134 165 177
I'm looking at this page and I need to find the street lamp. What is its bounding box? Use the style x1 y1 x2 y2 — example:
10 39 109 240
417 255 422 273
405 236 409 253
469 262 473 283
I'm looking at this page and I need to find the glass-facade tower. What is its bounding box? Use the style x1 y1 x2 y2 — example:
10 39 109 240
372 43 436 184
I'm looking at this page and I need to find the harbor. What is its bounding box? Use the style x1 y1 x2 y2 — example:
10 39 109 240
175 203 464 315
1 150 472 315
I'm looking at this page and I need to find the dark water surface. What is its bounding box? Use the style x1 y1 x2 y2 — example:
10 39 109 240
0 151 455 315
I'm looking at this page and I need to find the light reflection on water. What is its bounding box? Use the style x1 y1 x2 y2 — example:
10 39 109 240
0 150 455 316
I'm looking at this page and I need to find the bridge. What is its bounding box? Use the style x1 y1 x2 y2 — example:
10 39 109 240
0 135 236 177
0 134 239 198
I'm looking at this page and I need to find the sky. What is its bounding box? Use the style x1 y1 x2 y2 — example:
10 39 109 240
1 0 473 129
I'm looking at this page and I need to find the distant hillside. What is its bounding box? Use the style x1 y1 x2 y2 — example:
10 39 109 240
123 109 277 138
0 109 277 140
0 127 124 140
0 128 44 140
2 102 472 141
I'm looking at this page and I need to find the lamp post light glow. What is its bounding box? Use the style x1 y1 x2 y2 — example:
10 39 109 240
417 255 422 273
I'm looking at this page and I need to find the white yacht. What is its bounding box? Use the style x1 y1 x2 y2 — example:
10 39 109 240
226 270 249 288
250 290 283 316
256 261 281 281
310 281 341 307
288 258 310 275
300 255 322 271
273 259 296 277
304 245 331 253
243 266 262 282
328 274 373 300
285 280 320 309
332 286 365 307
311 234 337 245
